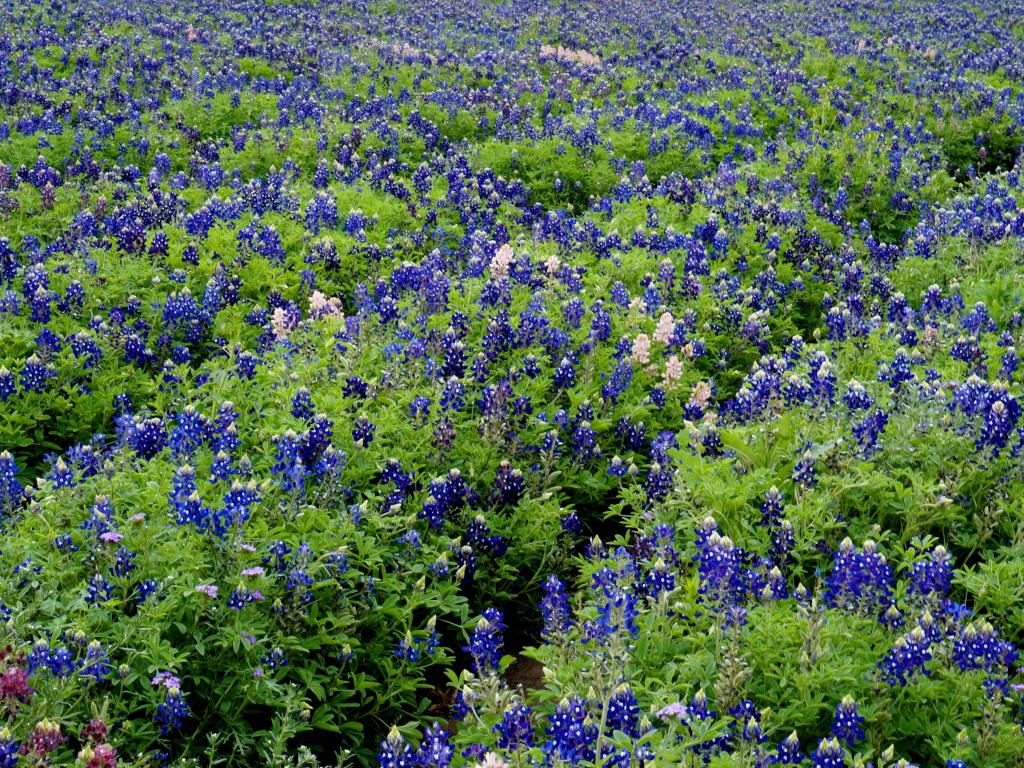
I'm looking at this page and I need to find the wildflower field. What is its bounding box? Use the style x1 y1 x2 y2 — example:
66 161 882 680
1 0 1023 765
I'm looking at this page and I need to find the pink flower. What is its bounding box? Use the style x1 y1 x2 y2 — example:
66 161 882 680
271 307 292 340
195 584 218 598
82 743 117 768
99 531 122 543
664 355 683 384
631 333 651 364
241 567 264 577
0 664 33 706
128 513 146 523
653 312 675 344
489 243 515 280
309 290 343 318
689 381 712 410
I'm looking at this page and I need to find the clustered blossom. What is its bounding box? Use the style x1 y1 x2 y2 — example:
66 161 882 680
539 44 601 67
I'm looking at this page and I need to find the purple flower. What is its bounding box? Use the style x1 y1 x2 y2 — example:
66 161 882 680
151 672 181 690
656 702 689 720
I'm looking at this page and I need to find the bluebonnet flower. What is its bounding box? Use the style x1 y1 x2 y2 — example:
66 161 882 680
272 430 308 495
110 546 138 578
227 584 259 611
222 480 260 530
260 647 288 671
560 511 582 536
811 737 844 768
137 579 160 604
607 455 629 477
759 486 785 529
694 518 747 617
791 450 816 488
879 626 933 685
155 687 190 734
772 732 803 764
416 723 452 767
19 355 56 393
644 557 675 599
0 451 24 513
585 567 640 641
908 545 953 600
552 356 576 389
86 573 115 605
352 414 376 447
643 462 674 507
0 369 15 402
395 631 420 662
466 610 504 675
209 451 233 483
491 461 525 506
236 350 259 379
952 622 1017 672
494 703 535 750
124 416 168 460
79 640 111 684
831 695 864 748
605 684 640 737
545 696 597 764
824 538 894 619
28 640 74 679
291 388 315 420
0 730 18 767
540 575 572 639
852 408 889 456
408 396 431 422
378 727 415 768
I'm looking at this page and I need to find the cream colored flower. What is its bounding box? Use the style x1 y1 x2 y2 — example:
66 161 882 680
689 381 712 409
271 307 291 340
653 312 675 344
309 290 342 318
631 333 651 364
475 753 510 768
490 243 515 280
664 354 683 383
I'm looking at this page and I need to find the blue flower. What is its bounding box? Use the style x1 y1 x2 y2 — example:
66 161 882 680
378 728 415 768
155 687 190 734
540 575 572 640
465 609 504 676
494 703 534 750
831 695 865 748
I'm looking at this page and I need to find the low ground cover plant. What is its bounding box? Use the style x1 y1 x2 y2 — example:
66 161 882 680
0 0 1022 766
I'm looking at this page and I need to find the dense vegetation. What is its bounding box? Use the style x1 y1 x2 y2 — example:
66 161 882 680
0 0 1022 766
